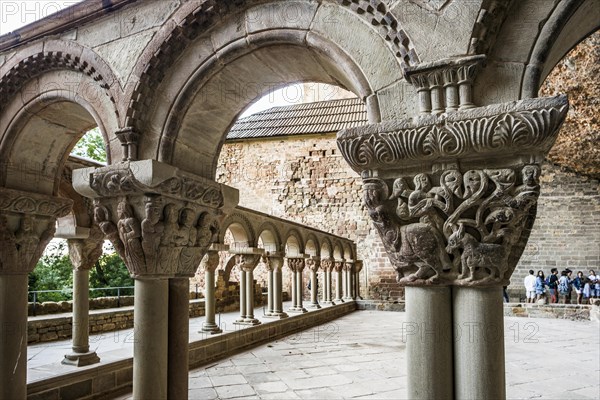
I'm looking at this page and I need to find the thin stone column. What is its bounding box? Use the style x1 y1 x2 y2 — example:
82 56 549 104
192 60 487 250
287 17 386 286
233 252 261 326
264 256 275 316
334 261 344 303
0 189 71 400
63 237 103 367
321 259 334 305
264 255 288 319
168 277 190 400
201 249 223 334
134 278 169 400
343 261 353 301
355 261 363 300
287 257 307 313
307 258 321 309
453 287 505 400
405 287 454 399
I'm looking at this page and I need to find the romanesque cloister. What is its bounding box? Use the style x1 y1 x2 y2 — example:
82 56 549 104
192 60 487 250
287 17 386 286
1 1 598 399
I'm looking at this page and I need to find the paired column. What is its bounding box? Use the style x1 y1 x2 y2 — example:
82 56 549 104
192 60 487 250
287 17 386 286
287 257 307 313
263 254 288 319
306 257 321 309
200 248 225 334
321 258 335 305
334 260 344 303
342 261 354 301
233 251 262 325
0 188 72 400
354 261 363 300
62 235 103 366
73 160 237 400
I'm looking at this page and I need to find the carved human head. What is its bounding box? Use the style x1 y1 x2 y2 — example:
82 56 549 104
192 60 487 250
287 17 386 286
521 165 540 186
117 200 133 219
180 208 195 226
144 198 162 224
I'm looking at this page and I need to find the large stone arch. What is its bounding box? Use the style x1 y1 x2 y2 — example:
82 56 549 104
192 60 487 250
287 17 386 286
255 221 283 253
124 0 420 179
219 212 256 248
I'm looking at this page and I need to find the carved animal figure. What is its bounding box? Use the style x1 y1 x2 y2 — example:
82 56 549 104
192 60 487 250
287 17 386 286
446 224 508 281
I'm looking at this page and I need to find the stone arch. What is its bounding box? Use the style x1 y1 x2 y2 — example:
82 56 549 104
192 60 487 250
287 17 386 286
304 233 320 257
0 82 118 195
220 213 255 250
520 0 600 98
343 242 354 261
333 241 344 260
320 237 333 259
222 254 238 284
256 221 282 254
124 0 419 178
284 228 304 257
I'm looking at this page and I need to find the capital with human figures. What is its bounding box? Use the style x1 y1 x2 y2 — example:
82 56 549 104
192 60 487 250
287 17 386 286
73 160 239 278
337 95 569 287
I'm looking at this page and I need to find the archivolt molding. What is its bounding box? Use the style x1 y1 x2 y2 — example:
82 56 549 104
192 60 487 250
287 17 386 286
256 221 283 251
468 0 515 55
125 0 419 128
284 228 305 253
0 40 120 117
220 212 256 247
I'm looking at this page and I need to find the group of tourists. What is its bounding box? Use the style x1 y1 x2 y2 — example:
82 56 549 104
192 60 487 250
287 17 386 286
523 268 600 304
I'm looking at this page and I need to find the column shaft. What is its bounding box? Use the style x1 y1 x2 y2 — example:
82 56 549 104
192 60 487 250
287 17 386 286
238 270 246 321
0 274 28 400
309 270 320 308
453 287 505 400
322 271 327 303
133 279 169 400
202 268 221 333
267 269 274 315
405 287 453 400
295 270 302 308
289 269 297 311
272 267 287 318
244 270 259 324
335 270 343 302
167 278 189 400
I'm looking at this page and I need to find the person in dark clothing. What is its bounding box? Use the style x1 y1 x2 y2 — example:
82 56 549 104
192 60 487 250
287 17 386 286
546 268 559 303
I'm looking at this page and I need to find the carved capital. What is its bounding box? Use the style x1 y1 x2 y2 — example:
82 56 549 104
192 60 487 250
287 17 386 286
0 188 72 274
93 195 220 278
355 260 364 274
338 96 570 287
262 254 284 272
236 254 261 272
334 261 344 272
306 258 321 272
200 250 220 273
68 226 103 271
287 257 305 272
321 258 334 272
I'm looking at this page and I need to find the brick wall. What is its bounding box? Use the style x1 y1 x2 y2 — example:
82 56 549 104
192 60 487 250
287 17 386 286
217 137 599 302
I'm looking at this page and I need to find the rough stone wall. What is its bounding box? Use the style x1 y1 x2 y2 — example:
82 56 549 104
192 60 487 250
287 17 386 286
217 135 403 301
510 162 600 291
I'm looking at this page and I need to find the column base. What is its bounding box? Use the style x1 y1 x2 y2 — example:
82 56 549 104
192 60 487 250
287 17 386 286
201 323 223 334
62 351 100 367
322 301 336 306
308 303 321 309
333 298 344 303
264 312 289 319
287 307 308 313
342 296 353 301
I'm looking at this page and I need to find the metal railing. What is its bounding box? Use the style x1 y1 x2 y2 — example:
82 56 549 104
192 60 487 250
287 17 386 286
28 286 134 316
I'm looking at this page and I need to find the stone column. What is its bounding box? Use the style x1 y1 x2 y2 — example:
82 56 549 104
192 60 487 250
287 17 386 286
232 251 262 325
73 160 236 400
306 257 321 309
287 257 307 313
321 258 334 305
0 188 72 400
62 235 103 366
201 248 224 334
453 287 505 400
264 256 274 316
337 93 569 400
343 261 354 301
354 261 363 300
334 261 344 303
405 286 454 399
264 255 288 319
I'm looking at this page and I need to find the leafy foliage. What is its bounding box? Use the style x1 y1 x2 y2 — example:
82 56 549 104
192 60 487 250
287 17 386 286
89 251 134 298
70 127 107 163
29 240 73 302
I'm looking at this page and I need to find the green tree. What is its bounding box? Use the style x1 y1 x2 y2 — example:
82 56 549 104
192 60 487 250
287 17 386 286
89 250 134 297
70 127 107 163
29 240 73 302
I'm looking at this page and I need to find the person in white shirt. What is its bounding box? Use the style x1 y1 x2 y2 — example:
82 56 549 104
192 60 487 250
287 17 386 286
523 270 536 303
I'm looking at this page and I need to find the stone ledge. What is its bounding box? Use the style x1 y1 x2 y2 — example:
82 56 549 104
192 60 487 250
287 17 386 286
503 303 597 321
356 300 406 312
26 302 357 400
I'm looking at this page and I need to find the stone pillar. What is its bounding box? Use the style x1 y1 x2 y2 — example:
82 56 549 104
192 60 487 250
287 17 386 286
342 261 354 301
232 252 261 325
453 287 505 400
168 277 190 400
405 287 454 399
265 257 274 315
62 235 103 366
334 261 344 303
73 160 236 400
264 255 288 319
287 257 307 313
201 249 224 334
306 258 321 309
337 94 569 400
0 188 72 400
355 261 363 300
321 258 334 305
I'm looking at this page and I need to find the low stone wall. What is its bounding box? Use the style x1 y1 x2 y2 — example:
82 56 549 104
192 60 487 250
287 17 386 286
355 299 406 312
28 296 135 317
26 302 357 400
503 303 596 321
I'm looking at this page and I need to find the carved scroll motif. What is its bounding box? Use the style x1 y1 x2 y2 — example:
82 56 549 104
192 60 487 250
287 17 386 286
94 197 219 278
364 165 540 286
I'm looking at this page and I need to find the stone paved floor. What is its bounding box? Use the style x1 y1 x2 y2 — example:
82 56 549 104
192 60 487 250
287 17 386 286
30 307 599 399
113 310 599 400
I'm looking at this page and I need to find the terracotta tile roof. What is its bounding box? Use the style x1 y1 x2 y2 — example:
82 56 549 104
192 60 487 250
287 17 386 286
227 98 367 140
